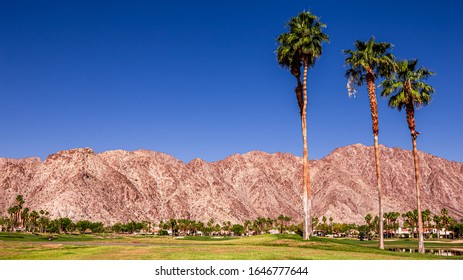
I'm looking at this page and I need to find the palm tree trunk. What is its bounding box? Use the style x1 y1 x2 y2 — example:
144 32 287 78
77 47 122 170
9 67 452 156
406 104 425 253
302 60 312 240
366 70 384 250
412 137 425 253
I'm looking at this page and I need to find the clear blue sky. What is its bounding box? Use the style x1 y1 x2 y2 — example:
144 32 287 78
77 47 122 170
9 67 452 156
1 0 462 163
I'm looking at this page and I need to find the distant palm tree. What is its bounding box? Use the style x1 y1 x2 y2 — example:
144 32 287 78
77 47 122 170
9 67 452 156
168 218 177 237
278 214 286 234
364 213 373 234
276 11 329 240
343 37 396 249
422 209 432 236
312 216 319 230
441 208 449 238
380 59 435 253
403 210 418 238
7 206 18 231
383 212 391 237
0 216 9 231
372 215 380 236
21 207 29 229
389 212 400 235
30 210 39 232
277 215 292 234
433 214 442 238
16 195 24 206
266 217 275 233
243 220 251 234
11 195 25 228
364 213 372 225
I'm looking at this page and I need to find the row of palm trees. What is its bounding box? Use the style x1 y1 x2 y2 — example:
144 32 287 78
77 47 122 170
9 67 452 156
365 208 459 239
2 195 58 233
3 198 462 239
276 10 435 254
148 216 294 236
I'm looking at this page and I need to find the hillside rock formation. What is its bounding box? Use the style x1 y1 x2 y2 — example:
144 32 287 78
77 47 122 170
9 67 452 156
1 144 462 225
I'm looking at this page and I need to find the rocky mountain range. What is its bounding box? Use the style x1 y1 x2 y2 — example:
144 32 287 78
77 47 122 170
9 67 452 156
1 144 462 225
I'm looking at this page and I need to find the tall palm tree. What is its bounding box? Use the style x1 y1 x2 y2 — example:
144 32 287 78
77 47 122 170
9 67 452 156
343 37 396 249
380 59 435 253
276 11 329 240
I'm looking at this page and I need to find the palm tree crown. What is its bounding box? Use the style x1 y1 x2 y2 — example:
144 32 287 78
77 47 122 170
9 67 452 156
277 11 329 67
380 59 435 116
344 37 396 96
276 11 328 115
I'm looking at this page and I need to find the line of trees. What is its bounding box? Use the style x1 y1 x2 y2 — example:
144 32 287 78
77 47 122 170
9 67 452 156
0 195 106 234
155 217 297 237
362 208 463 239
275 8 435 255
2 195 462 240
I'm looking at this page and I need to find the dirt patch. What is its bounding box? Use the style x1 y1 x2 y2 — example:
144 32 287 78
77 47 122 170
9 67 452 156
426 240 463 244
42 244 63 249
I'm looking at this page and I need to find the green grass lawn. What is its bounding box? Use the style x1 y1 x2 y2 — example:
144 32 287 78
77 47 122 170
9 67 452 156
0 232 462 260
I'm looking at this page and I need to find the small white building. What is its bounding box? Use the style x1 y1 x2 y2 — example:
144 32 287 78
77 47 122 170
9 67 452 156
396 227 411 237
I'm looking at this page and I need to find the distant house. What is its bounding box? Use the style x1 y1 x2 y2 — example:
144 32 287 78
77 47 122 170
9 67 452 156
333 232 347 238
152 226 161 235
348 229 359 237
396 227 411 238
395 227 454 239
435 228 454 238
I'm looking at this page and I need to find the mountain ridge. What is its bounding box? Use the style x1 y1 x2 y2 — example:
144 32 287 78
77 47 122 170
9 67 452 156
1 144 462 225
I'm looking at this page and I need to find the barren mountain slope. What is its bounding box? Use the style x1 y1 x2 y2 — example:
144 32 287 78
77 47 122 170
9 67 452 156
0 144 461 224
